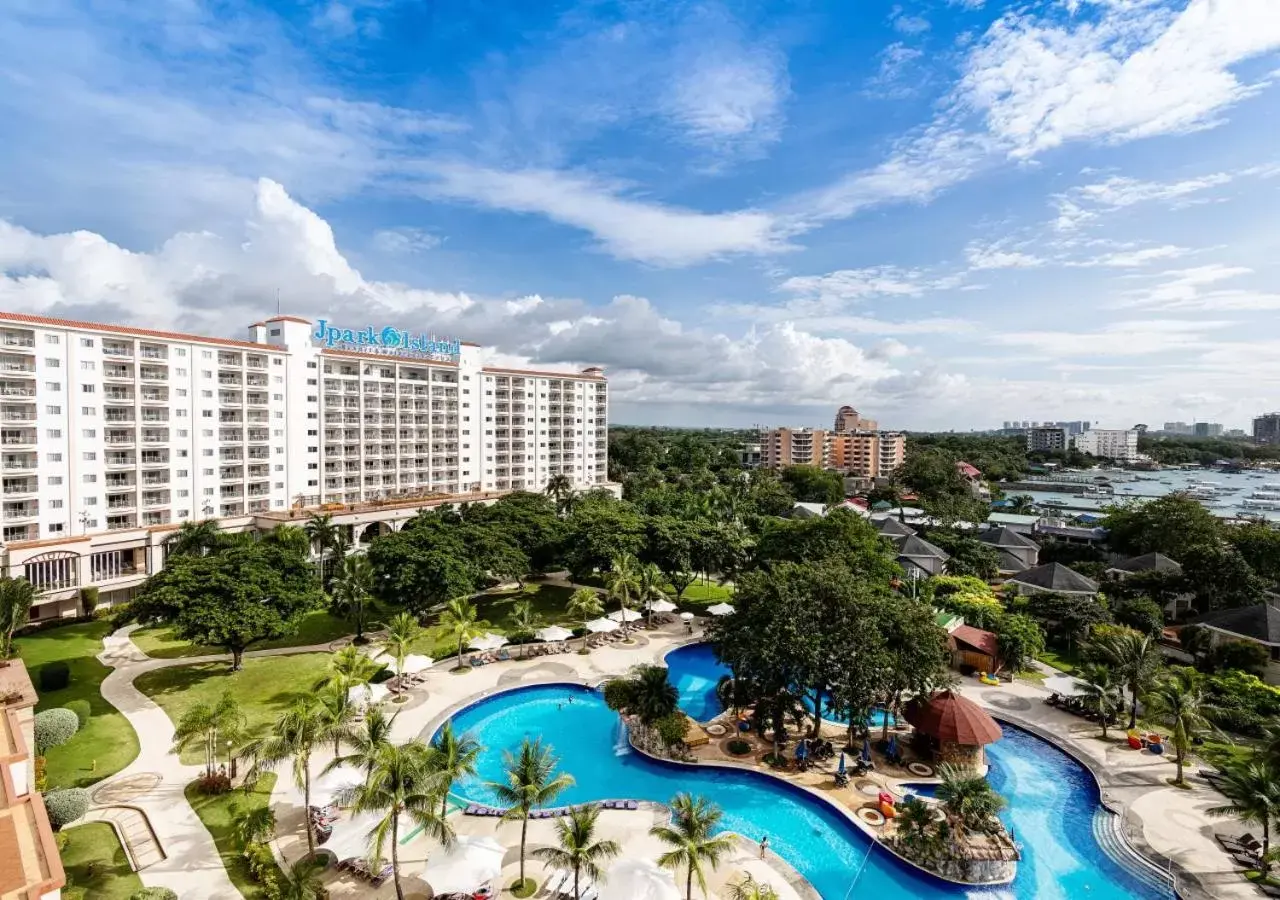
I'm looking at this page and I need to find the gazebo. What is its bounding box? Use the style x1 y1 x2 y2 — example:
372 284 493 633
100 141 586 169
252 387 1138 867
903 690 1003 772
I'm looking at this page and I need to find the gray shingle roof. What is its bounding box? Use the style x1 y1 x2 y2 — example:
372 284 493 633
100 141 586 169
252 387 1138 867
1108 552 1183 575
978 526 1039 550
1007 562 1099 594
898 534 950 561
1193 603 1280 645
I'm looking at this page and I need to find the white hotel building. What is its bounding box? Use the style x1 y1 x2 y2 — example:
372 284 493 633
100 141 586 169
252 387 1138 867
0 312 609 619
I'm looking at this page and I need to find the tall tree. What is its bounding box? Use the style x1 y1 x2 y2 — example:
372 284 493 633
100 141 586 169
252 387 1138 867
1089 628 1161 730
303 513 341 588
367 526 478 616
131 539 323 670
327 704 396 775
438 598 482 669
275 856 327 900
509 599 540 659
1143 668 1221 786
650 794 736 900
165 519 223 560
383 611 424 679
778 465 843 505
645 517 700 601
727 875 781 900
544 473 575 516
1101 494 1223 560
1207 759 1280 876
487 737 575 890
1076 664 1123 739
636 562 671 627
604 665 679 725
331 553 375 642
934 763 1007 837
427 721 483 819
606 553 642 637
173 691 244 778
567 589 604 653
0 576 36 659
340 740 453 900
532 805 621 900
244 700 328 857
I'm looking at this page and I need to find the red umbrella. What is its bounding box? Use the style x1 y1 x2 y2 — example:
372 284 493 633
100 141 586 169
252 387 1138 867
904 690 1003 746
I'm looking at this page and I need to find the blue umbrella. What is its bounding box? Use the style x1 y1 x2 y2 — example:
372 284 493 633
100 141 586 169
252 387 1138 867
837 752 846 776
796 742 808 761
860 737 872 764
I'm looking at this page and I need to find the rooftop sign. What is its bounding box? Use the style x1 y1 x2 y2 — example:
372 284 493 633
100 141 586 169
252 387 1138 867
312 319 461 361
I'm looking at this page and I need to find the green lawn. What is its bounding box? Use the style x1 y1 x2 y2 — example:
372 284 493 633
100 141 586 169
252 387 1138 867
1198 739 1258 772
131 610 354 660
672 580 735 606
1037 645 1083 675
411 582 581 658
59 822 144 900
135 653 332 765
186 773 282 899
14 621 139 789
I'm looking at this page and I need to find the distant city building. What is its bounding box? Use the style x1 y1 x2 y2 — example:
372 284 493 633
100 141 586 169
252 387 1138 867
760 407 905 478
1226 428 1247 438
1026 426 1068 453
1255 413 1280 445
1002 419 1089 436
739 442 763 468
1193 422 1224 438
1072 428 1140 462
833 405 877 432
1162 421 1193 435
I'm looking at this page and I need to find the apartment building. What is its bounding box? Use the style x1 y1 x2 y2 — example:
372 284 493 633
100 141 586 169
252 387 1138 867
1025 426 1068 453
1254 413 1280 445
760 408 906 478
833 405 877 432
0 312 608 619
1072 428 1139 462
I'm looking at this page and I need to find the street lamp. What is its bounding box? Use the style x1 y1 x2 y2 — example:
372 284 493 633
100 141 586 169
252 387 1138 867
226 739 237 779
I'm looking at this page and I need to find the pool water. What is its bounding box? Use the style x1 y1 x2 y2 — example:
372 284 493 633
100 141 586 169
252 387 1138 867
665 642 896 728
900 781 939 799
442 683 1170 900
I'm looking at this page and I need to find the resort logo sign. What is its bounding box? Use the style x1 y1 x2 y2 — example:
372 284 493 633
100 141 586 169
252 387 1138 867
312 320 461 361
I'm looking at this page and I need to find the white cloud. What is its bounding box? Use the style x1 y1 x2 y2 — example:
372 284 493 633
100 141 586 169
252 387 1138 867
371 227 441 254
965 241 1046 270
776 266 935 302
987 318 1232 357
891 6 931 35
1113 263 1280 310
866 42 927 97
1073 244 1189 267
665 43 788 152
960 0 1280 159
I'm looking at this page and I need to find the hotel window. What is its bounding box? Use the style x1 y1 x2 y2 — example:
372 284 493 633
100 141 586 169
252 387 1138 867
81 406 95 415
85 496 97 504
91 549 136 581
176 388 187 397
45 358 60 367
45 381 60 391
202 390 212 398
24 552 79 591
202 449 213 457
176 349 186 356
176 469 188 478
49 499 63 509
177 429 188 438
201 370 212 378
81 360 96 370
46 404 61 414
274 464 284 472
82 473 96 482
47 428 62 438
176 367 187 376
177 489 189 498
82 429 96 439
202 350 212 359
178 509 189 519
202 468 214 476
45 335 59 344
82 384 94 393
47 452 62 462
48 476 62 485
48 523 64 534
80 338 94 347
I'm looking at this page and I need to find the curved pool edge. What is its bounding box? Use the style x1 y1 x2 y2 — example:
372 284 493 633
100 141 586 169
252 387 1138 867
986 709 1190 900
436 678 1016 893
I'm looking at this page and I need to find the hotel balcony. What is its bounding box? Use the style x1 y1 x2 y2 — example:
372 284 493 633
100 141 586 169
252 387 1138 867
2 452 38 472
139 366 168 382
219 412 243 425
220 485 244 499
107 493 137 512
0 403 37 424
220 448 244 462
0 357 36 376
0 331 34 351
246 355 268 369
102 340 132 357
218 352 243 367
141 428 169 444
219 391 242 406
142 510 171 526
248 447 270 460
140 450 169 466
105 473 136 489
248 499 270 513
104 410 135 424
105 452 135 468
219 428 243 443
106 513 138 531
220 466 243 480
142 490 171 507
139 346 168 361
220 503 244 517
246 392 268 406
2 523 36 542
1 428 38 448
247 429 270 443
247 373 269 387
2 476 38 496
141 411 169 424
104 387 134 402
103 364 134 380
247 485 270 498
141 473 169 487
217 375 242 388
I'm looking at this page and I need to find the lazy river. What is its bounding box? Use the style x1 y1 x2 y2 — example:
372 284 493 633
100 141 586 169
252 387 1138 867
441 682 1171 900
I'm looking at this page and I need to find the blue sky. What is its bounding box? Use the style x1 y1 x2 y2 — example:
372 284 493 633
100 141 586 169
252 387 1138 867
2 0 1279 430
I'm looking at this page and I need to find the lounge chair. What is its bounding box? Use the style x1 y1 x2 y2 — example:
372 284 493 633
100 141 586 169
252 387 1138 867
625 800 638 810
1232 852 1260 868
1258 884 1280 898
498 649 512 661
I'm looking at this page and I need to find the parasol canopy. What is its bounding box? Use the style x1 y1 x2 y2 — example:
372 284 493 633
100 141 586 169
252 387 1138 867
607 608 643 623
678 612 695 621
647 599 677 613
596 858 679 900
535 625 575 642
467 633 509 652
706 603 736 616
585 617 620 633
426 835 505 897
903 690 1003 746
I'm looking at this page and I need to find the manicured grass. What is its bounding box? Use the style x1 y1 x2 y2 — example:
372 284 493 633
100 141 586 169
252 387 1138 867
1037 646 1083 675
131 610 354 659
59 822 144 900
672 580 735 606
410 582 580 659
135 653 332 765
185 773 282 899
1198 739 1257 771
14 621 139 789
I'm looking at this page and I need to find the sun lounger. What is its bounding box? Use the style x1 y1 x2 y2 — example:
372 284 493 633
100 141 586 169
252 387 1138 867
498 649 512 661
1232 852 1260 868
625 800 638 810
1258 884 1280 898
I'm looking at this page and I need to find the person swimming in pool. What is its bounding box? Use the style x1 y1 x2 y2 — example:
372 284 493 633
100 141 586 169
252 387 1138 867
759 835 769 858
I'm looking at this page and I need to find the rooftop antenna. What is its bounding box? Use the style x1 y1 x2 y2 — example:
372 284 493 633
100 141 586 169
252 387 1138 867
276 288 281 316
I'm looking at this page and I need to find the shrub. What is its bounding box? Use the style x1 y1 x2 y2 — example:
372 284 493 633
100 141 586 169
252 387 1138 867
130 888 179 900
726 738 751 755
243 841 277 884
34 756 48 792
369 667 393 684
1210 642 1269 676
79 587 100 617
196 773 232 795
62 889 87 900
601 679 633 712
62 699 92 729
43 788 90 830
39 661 71 692
653 712 689 747
34 708 80 754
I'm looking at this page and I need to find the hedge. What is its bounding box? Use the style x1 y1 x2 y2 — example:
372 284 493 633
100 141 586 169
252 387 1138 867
62 699 92 729
44 788 90 830
130 889 179 900
39 660 71 692
34 708 80 754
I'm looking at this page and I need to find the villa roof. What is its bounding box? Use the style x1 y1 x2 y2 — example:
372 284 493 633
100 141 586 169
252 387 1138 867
904 690 1002 746
978 526 1039 549
951 625 999 659
1007 562 1099 594
987 512 1041 527
1192 602 1280 646
956 461 982 479
877 517 916 538
898 534 949 562
1108 552 1183 575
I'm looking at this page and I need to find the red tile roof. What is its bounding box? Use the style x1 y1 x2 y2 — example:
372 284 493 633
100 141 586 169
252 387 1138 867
0 311 284 352
483 366 606 381
952 624 999 658
264 315 312 324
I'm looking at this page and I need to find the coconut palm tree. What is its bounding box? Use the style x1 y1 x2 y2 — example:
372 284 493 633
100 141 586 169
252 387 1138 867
339 740 453 900
303 513 340 588
427 721 482 819
1090 628 1161 730
263 524 312 558
532 805 621 900
439 597 482 670
0 576 37 659
636 562 670 627
606 553 642 637
327 704 396 775
315 687 362 758
166 519 222 560
934 763 1006 836
243 700 328 857
173 691 245 778
1143 667 1222 786
1007 494 1037 514
275 855 327 900
651 793 735 900
1207 759 1280 876
1076 664 1124 739
317 644 381 694
894 795 938 849
235 805 277 847
332 553 375 642
383 611 424 678
509 599 540 658
606 665 678 725
567 588 604 653
545 473 575 516
727 873 781 900
488 737 575 890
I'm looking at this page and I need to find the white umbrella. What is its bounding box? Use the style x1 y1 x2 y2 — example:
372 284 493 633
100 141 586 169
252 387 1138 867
679 612 695 621
585 617 619 633
346 682 390 707
427 834 505 897
706 602 736 616
312 763 363 803
646 599 677 613
535 625 575 642
1044 674 1087 698
468 633 509 652
370 652 433 675
607 608 643 623
597 858 679 900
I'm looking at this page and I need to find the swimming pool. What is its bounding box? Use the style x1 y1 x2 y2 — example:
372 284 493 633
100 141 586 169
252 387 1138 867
665 642 896 728
441 683 1171 900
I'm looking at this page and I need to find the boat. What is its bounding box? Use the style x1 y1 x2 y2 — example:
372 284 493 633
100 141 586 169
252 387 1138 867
1042 499 1068 507
1241 498 1280 510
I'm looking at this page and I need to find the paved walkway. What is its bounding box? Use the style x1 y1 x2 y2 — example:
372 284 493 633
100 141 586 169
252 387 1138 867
81 804 165 870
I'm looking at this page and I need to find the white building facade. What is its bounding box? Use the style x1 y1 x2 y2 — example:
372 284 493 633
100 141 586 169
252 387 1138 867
0 312 609 618
1071 428 1139 462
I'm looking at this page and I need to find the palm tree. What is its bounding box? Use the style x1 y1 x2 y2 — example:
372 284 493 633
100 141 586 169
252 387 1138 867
275 855 327 900
264 524 311 558
726 873 781 900
332 553 375 642
304 513 340 588
636 562 670 627
1076 664 1123 739
235 805 277 847
488 737 575 890
166 519 222 560
439 597 482 670
315 687 361 757
567 588 604 653
0 576 37 659
651 793 735 900
1143 668 1221 786
509 599 540 658
1090 629 1161 730
243 699 328 857
1178 624 1213 669
606 665 678 725
606 553 642 637
427 721 482 819
317 644 381 694
338 740 452 900
545 473 575 516
383 611 424 679
934 763 1006 837
532 805 620 900
894 795 938 849
173 691 244 778
1207 759 1280 876
328 704 396 774
1007 494 1037 514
